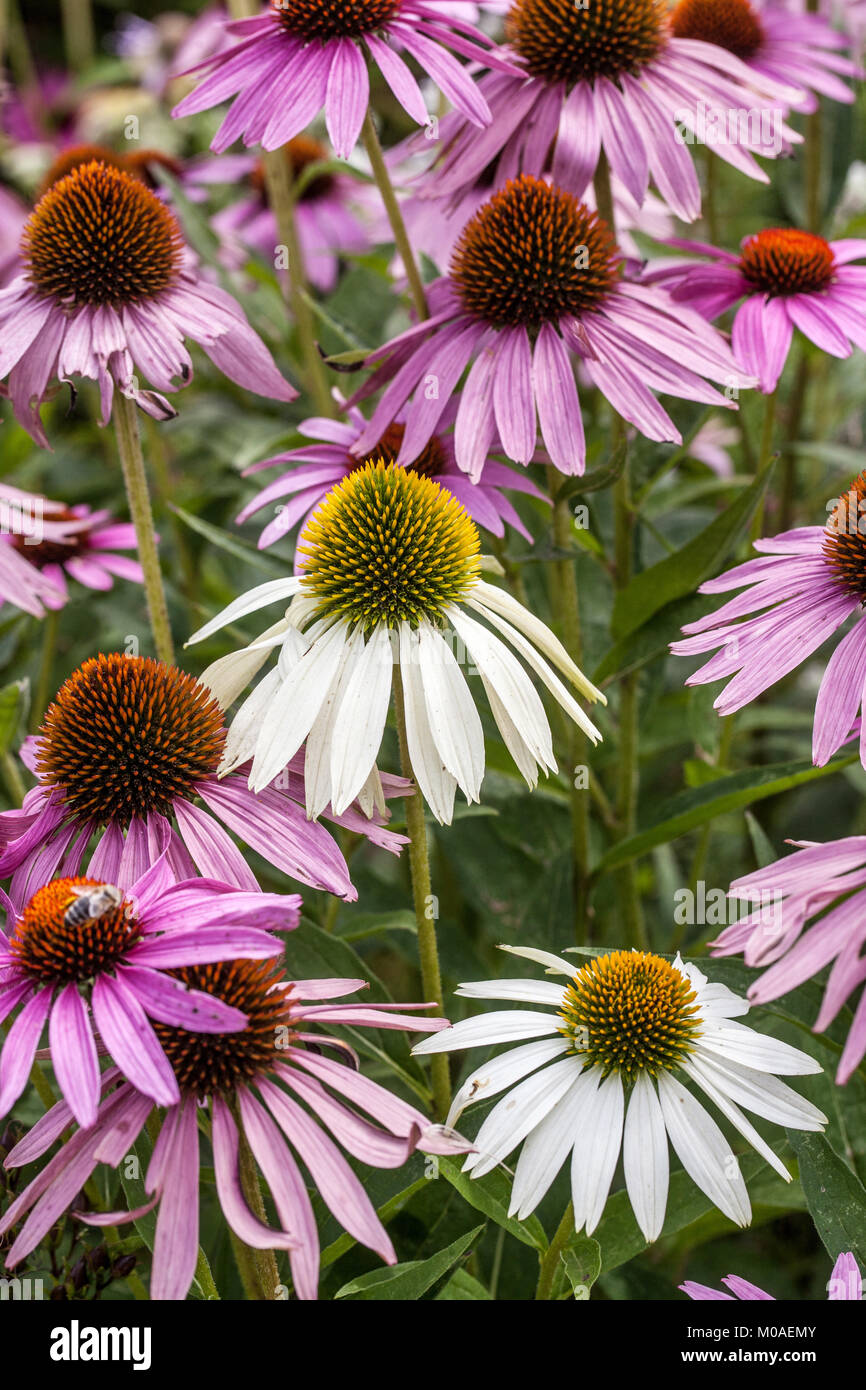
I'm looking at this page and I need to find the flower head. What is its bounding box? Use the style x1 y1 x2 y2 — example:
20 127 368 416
0 491 143 615
0 653 408 907
681 1250 863 1300
647 230 866 392
414 945 826 1241
0 853 293 1126
237 400 547 551
351 177 747 478
671 474 866 768
189 462 605 823
714 835 866 1084
0 961 470 1300
0 158 296 445
172 1 519 159
416 0 802 222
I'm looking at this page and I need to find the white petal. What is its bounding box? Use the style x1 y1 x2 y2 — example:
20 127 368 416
657 1071 751 1229
446 1037 571 1128
695 982 750 1019
470 579 606 703
466 594 603 743
571 1071 624 1234
221 665 284 775
699 1020 823 1075
688 1049 827 1130
249 621 348 792
623 1072 669 1243
303 623 365 818
399 624 457 825
329 623 394 815
198 616 290 710
455 979 567 1007
683 1058 794 1184
481 677 542 786
412 1009 561 1055
187 575 303 645
498 944 577 977
418 622 485 801
356 765 386 819
447 603 556 770
465 1056 582 1177
510 1069 596 1219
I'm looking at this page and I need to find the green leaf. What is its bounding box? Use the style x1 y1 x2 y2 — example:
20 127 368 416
554 433 628 502
593 594 708 686
170 505 287 578
560 1237 602 1300
610 458 775 639
334 1224 484 1300
596 753 855 872
745 811 777 869
435 1267 493 1300
319 1175 428 1272
786 1131 866 1267
0 679 28 756
437 1157 549 1253
321 348 371 368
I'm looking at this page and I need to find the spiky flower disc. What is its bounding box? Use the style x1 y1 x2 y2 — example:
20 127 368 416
558 950 703 1079
739 229 836 297
154 959 292 1097
670 0 765 58
36 654 227 826
451 175 620 330
299 461 481 630
23 160 184 308
506 0 667 85
271 0 401 41
10 877 137 984
824 471 866 604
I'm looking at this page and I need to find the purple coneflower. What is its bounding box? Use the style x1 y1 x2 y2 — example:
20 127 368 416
671 475 866 769
237 399 547 551
647 228 866 392
0 493 143 613
0 959 470 1300
714 835 866 1084
416 0 802 221
0 653 407 908
351 176 746 478
200 139 368 292
669 0 859 113
171 0 518 159
0 859 293 1126
0 158 296 446
681 1250 862 1299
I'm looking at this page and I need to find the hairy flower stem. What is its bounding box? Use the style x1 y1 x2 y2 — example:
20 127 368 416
60 0 95 71
31 609 59 734
547 468 590 943
362 109 429 322
393 669 450 1120
749 389 778 541
535 1202 575 1300
595 152 646 950
113 393 175 666
227 1098 280 1300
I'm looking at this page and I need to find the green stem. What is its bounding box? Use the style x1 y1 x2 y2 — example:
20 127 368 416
226 1098 280 1300
6 0 36 89
749 390 778 541
60 0 95 72
704 145 718 245
393 669 450 1121
260 147 335 417
593 150 616 233
362 109 429 322
535 1202 574 1300
778 351 811 534
1 751 26 806
673 716 737 952
30 608 59 733
194 1245 220 1301
547 468 590 943
113 393 175 665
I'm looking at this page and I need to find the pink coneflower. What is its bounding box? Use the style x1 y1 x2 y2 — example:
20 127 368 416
0 485 66 618
0 653 407 909
646 229 866 392
417 0 802 221
671 474 866 769
0 159 296 447
0 960 470 1300
668 0 859 113
0 495 143 613
171 1 519 159
0 859 293 1126
237 400 548 551
200 139 368 292
713 835 866 1084
688 416 739 477
351 176 746 479
682 1251 862 1299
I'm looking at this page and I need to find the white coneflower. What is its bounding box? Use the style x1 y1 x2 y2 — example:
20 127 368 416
187 462 605 825
414 946 827 1240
